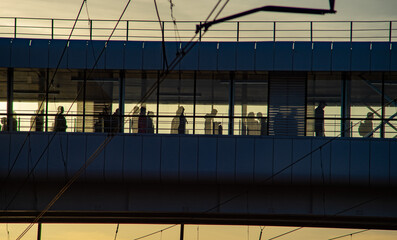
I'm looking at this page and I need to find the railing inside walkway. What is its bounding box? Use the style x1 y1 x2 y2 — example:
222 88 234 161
0 17 396 42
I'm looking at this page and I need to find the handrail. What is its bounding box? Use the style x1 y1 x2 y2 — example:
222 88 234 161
0 17 395 42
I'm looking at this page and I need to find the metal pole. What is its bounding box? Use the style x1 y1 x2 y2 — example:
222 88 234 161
350 21 353 42
193 71 197 134
389 21 392 42
37 223 42 240
156 71 160 134
273 21 276 42
180 224 184 240
199 21 202 41
90 20 93 40
228 71 235 135
51 19 54 39
7 68 14 131
126 20 129 41
119 70 125 133
237 22 240 42
14 18 17 38
310 21 313 42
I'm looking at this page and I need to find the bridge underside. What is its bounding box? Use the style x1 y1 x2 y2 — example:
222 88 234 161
2 182 397 230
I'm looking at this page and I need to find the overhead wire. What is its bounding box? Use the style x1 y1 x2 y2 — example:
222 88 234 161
133 225 178 240
267 227 303 240
154 0 169 70
0 0 87 190
328 229 369 240
114 223 120 240
9 1 133 239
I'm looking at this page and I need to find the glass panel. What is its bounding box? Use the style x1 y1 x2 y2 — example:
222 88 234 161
47 69 81 132
159 72 194 134
85 70 120 133
350 72 382 138
234 71 268 136
13 68 47 132
384 72 397 138
307 72 342 137
196 71 229 135
0 68 7 131
124 70 158 134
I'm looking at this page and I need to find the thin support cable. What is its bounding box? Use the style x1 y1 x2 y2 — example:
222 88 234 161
267 227 303 240
0 0 86 190
154 0 169 70
258 227 265 240
212 0 230 21
114 223 120 240
328 229 369 240
204 0 222 23
133 225 178 240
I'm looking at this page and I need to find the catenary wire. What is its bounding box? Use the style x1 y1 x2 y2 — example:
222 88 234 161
114 223 120 240
328 229 369 240
11 1 132 239
267 227 303 240
0 0 87 190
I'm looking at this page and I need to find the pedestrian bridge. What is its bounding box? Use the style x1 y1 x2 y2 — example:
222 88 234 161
1 132 397 229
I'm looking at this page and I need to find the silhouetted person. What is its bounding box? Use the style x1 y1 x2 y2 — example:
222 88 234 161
138 106 147 133
247 112 260 135
54 106 67 132
147 111 155 133
315 101 327 137
359 112 374 138
1 117 6 131
204 109 217 134
111 108 121 133
131 106 139 133
31 109 44 132
95 106 110 132
171 106 187 134
257 112 267 135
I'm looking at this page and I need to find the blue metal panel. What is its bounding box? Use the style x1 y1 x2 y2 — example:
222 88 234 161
217 137 235 183
371 42 391 71
161 136 179 182
330 140 350 184
236 138 254 183
123 135 142 181
332 42 351 71
86 135 106 181
311 139 332 184
180 41 199 70
49 39 68 68
0 38 11 67
273 138 292 184
391 42 397 71
67 40 87 69
104 135 123 182
87 40 106 69
179 136 198 182
9 133 29 179
27 135 44 180
255 42 274 71
67 134 86 180
198 136 217 182
274 42 293 71
105 41 125 70
218 42 236 70
164 42 180 70
142 135 161 181
47 134 68 181
142 41 162 70
0 134 10 177
291 138 311 184
350 140 370 185
312 42 332 71
351 42 371 71
293 42 312 71
236 42 255 71
370 141 389 185
254 138 273 183
124 41 143 70
390 140 397 185
198 42 218 70
30 39 49 68
11 38 30 68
